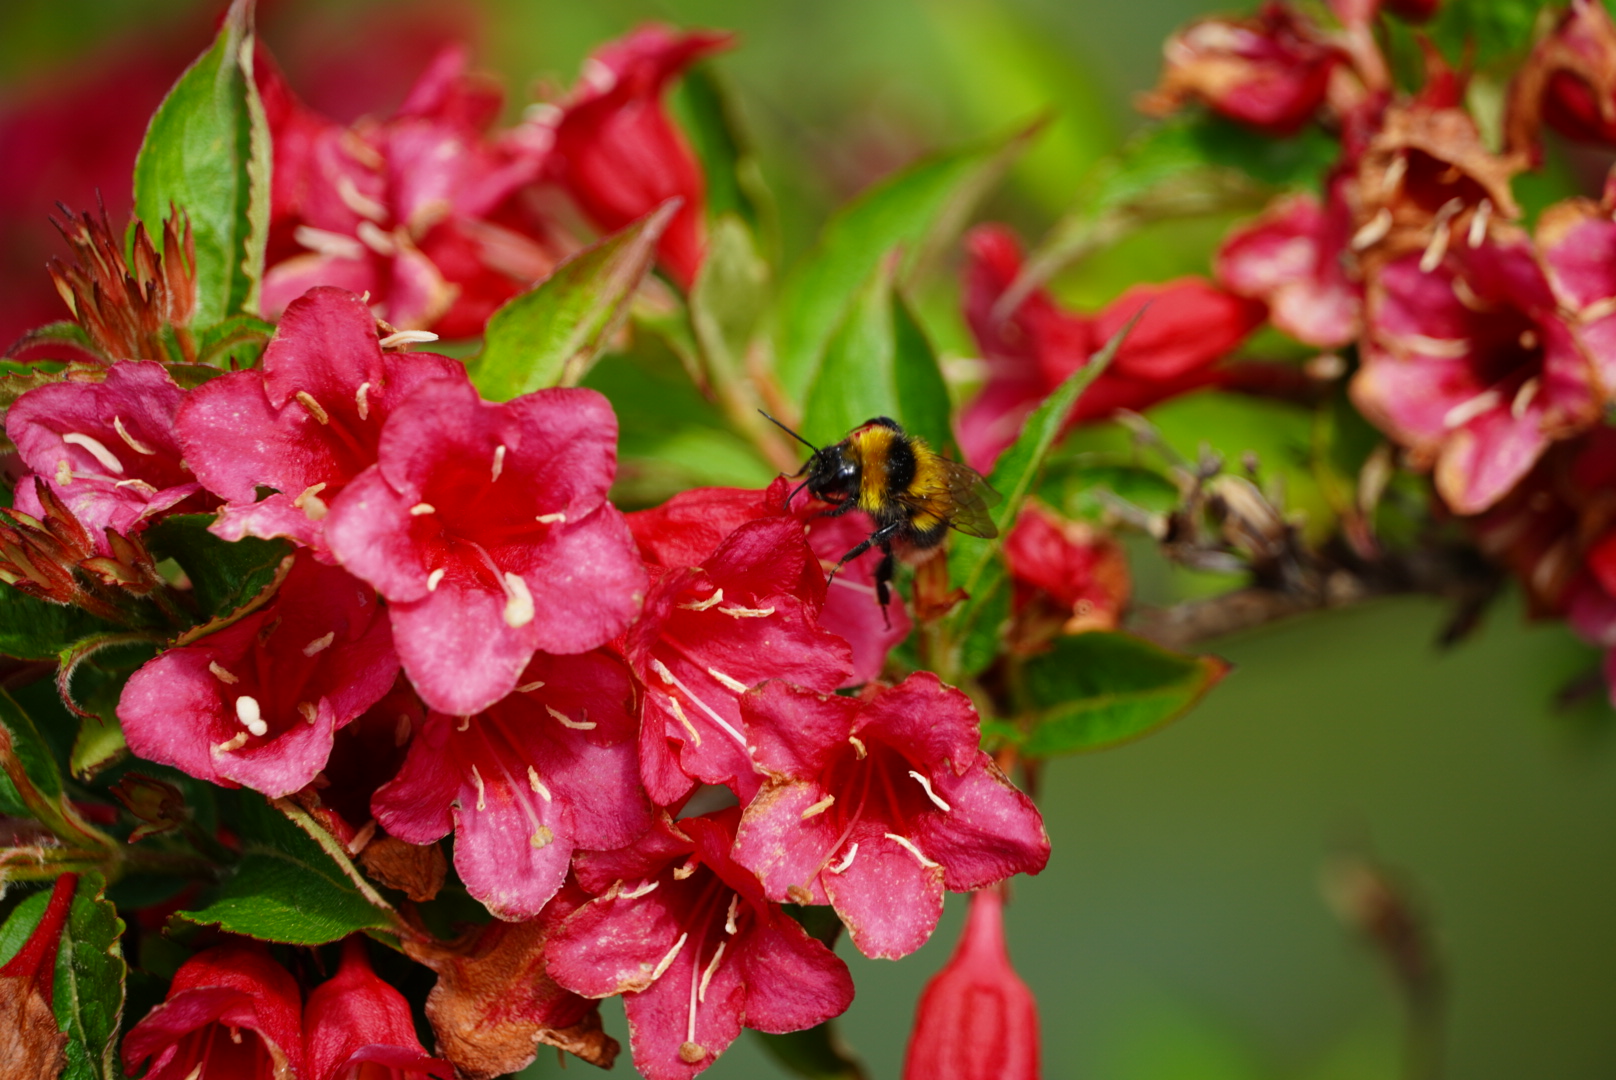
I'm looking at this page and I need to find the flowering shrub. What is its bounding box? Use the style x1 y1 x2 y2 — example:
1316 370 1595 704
3 0 1613 1076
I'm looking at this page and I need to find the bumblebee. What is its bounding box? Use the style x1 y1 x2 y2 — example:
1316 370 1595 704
762 412 1000 611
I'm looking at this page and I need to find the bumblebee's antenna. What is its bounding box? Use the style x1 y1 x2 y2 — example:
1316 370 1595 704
758 410 820 453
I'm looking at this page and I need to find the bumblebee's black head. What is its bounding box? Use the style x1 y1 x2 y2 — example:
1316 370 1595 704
803 443 860 503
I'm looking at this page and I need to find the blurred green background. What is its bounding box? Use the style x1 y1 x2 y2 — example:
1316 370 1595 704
6 1 1614 1078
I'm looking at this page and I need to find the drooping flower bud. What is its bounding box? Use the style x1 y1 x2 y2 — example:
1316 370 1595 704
304 937 453 1080
901 886 1039 1080
1004 502 1130 652
0 873 78 1080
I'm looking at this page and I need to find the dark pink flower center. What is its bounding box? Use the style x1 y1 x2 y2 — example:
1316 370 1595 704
150 1022 276 1080
812 738 946 879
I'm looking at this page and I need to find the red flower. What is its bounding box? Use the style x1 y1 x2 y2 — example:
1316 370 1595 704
119 557 400 799
123 941 304 1080
371 650 652 920
0 873 76 1079
1507 0 1616 159
1140 2 1343 136
304 937 452 1080
1216 178 1362 349
7 361 204 547
902 887 1038 1080
259 44 557 337
547 25 734 289
547 810 855 1080
177 286 467 556
733 675 1050 960
627 516 853 807
323 375 645 715
959 225 1264 472
1004 503 1130 650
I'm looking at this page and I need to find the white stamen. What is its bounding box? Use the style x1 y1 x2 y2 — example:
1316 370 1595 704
471 765 487 811
1381 153 1407 195
535 511 567 524
336 174 387 221
1350 208 1393 251
1443 390 1502 429
293 482 329 517
456 715 471 732
113 478 158 495
1402 334 1471 359
378 330 440 348
829 843 859 874
491 445 506 482
1584 295 1616 322
724 895 740 935
1420 224 1451 273
1469 199 1492 248
546 704 597 730
678 588 725 611
295 390 330 425
426 568 446 592
293 225 365 261
524 102 563 125
235 695 267 738
355 382 371 420
908 770 952 812
651 933 688 980
800 794 836 820
698 941 727 1003
356 220 397 256
1511 377 1540 419
503 573 535 628
112 416 155 455
666 695 701 746
885 833 940 868
719 604 775 618
527 765 553 802
1451 277 1492 313
1519 329 1539 350
395 713 413 746
55 459 72 485
516 680 546 693
302 632 335 657
213 732 249 754
651 660 747 747
62 432 123 474
184 1064 205 1080
650 658 677 685
409 502 436 516
620 879 660 900
673 859 698 880
530 826 554 849
228 1027 242 1045
298 701 318 725
208 661 239 684
848 734 867 759
706 666 751 694
348 819 378 854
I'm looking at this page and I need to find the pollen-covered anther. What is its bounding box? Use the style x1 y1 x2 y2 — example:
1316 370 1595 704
294 482 330 520
408 502 436 516
502 572 535 628
354 382 371 420
336 174 388 221
526 765 553 801
725 895 740 935
490 444 506 482
706 666 750 693
544 703 597 730
678 587 726 612
1381 153 1407 195
1350 208 1393 252
650 658 677 685
666 694 701 745
908 769 952 812
213 731 249 754
207 661 239 685
302 632 335 657
394 713 413 746
719 603 775 618
530 825 554 848
698 941 726 1003
357 220 398 256
620 879 660 900
829 842 859 874
1511 377 1541 419
885 832 940 869
848 734 867 759
348 819 378 854
1519 329 1540 350
235 695 268 738
456 715 471 732
535 511 567 524
679 1043 707 1064
378 329 440 349
295 225 366 260
62 432 123 474
1443 390 1501 429
673 858 698 880
1419 198 1464 274
55 459 72 485
426 568 445 592
786 884 813 904
111 416 156 455
298 701 318 725
651 932 689 980
515 680 545 692
471 764 487 811
800 793 836 819
1468 199 1492 248
294 390 331 425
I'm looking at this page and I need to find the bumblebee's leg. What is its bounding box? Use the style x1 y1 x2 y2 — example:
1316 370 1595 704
874 541 896 629
819 498 860 519
825 522 905 588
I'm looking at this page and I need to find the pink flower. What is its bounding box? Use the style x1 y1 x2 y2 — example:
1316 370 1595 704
304 937 452 1080
176 286 466 555
548 25 734 289
733 675 1050 960
118 557 399 798
960 225 1264 472
322 375 645 715
627 516 853 807
371 649 652 920
902 887 1039 1080
1003 502 1130 649
547 810 855 1080
259 44 557 337
1216 179 1362 348
1507 0 1616 159
123 941 304 1080
7 361 204 546
1353 212 1616 515
1140 2 1344 136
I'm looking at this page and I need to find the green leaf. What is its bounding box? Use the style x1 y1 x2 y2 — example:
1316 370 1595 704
1018 632 1228 757
131 0 271 327
0 872 127 1080
754 1023 869 1080
943 314 1139 674
0 586 121 662
1050 458 1182 521
801 257 952 452
192 313 274 370
179 793 393 944
4 322 106 364
0 689 111 852
1426 0 1543 67
144 515 291 623
57 637 158 781
690 214 771 384
672 64 775 245
772 125 1034 400
472 203 678 401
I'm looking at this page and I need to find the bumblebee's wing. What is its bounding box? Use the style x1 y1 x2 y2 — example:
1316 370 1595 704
935 457 1001 539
